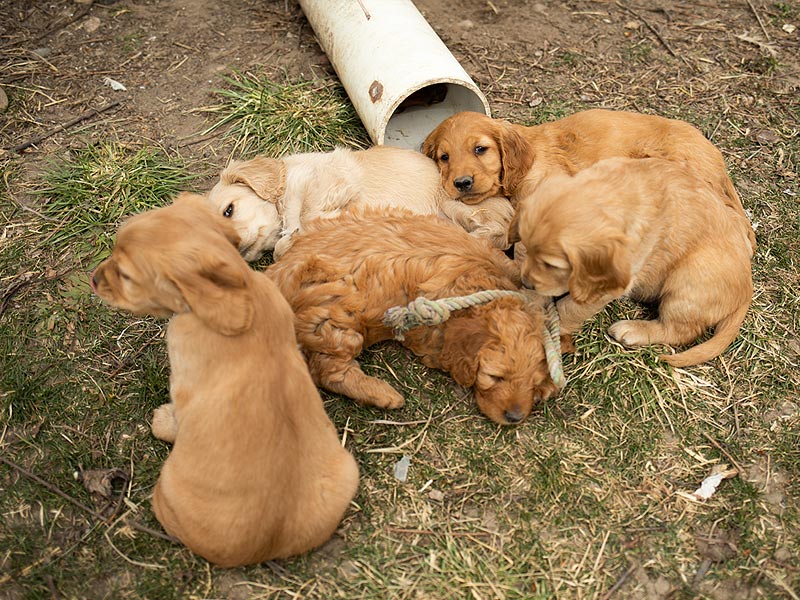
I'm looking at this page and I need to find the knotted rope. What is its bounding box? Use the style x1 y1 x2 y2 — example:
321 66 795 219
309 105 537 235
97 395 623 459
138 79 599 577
383 290 566 389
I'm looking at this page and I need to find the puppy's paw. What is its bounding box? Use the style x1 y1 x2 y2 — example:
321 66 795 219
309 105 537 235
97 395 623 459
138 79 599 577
363 389 405 410
609 320 651 347
151 403 177 443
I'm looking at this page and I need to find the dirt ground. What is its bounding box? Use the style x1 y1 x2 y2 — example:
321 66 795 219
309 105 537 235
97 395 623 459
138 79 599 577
3 0 797 170
2 0 799 598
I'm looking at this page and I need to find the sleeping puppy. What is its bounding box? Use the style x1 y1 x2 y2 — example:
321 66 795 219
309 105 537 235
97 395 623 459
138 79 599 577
512 157 753 368
91 193 358 567
205 145 515 260
422 109 756 253
266 208 559 426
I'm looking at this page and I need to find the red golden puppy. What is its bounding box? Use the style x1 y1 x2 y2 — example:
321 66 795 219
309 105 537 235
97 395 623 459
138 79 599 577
266 209 559 425
91 193 358 567
513 157 753 368
422 109 756 253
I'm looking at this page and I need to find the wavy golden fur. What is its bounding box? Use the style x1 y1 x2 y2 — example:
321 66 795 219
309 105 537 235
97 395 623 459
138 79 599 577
266 209 559 425
91 193 358 567
514 158 753 367
422 109 756 253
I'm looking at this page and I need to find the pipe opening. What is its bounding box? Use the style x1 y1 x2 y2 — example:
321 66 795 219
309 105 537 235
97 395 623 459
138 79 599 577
382 82 489 150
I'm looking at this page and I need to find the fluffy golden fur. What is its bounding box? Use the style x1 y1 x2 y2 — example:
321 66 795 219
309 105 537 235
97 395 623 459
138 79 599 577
205 145 515 260
91 193 358 567
513 157 753 367
422 109 756 253
266 209 559 425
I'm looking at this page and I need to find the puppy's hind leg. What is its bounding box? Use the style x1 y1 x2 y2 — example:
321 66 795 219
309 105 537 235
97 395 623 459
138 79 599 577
308 353 405 409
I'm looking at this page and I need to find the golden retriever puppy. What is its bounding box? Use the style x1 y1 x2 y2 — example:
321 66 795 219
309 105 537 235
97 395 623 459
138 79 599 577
205 145 515 260
513 157 753 368
266 209 559 425
422 109 756 253
91 193 358 567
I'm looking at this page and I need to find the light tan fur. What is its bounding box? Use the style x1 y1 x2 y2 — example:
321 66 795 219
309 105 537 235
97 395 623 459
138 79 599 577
514 157 753 368
91 193 358 567
266 209 559 425
206 145 515 260
422 109 756 254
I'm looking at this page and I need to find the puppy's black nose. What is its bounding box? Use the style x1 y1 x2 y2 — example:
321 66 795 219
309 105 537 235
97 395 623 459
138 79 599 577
453 176 473 192
503 409 524 424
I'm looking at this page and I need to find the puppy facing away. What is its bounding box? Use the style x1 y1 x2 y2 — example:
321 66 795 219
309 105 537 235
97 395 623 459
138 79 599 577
91 193 358 567
205 145 515 260
266 209 559 426
422 109 756 253
513 157 753 368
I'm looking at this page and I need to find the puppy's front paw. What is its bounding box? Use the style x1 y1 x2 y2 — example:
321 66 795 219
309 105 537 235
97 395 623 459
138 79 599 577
362 388 405 410
609 320 651 347
151 403 177 443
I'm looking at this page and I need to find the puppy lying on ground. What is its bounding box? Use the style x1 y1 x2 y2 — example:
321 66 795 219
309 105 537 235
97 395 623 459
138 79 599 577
266 209 559 425
205 145 515 260
512 157 753 368
422 109 756 253
91 193 358 567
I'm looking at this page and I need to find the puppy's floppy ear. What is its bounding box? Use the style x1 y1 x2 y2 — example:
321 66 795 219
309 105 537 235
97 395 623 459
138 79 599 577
220 157 285 202
566 235 631 305
420 127 439 159
171 258 254 336
496 120 534 195
440 315 492 386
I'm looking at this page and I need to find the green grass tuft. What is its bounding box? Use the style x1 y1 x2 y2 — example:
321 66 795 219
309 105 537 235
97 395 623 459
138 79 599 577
35 142 197 256
203 72 371 158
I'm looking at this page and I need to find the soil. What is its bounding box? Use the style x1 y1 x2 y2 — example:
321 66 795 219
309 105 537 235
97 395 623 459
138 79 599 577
2 0 798 177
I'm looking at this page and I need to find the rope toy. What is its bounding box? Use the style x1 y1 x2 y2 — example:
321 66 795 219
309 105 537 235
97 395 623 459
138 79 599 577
383 290 566 389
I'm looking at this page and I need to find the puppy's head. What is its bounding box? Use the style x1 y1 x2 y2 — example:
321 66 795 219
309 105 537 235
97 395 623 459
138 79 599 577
92 192 254 335
515 179 631 304
206 157 286 261
422 112 533 203
441 298 557 425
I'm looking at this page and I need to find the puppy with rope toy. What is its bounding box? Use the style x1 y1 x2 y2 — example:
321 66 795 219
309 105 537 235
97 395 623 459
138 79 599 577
267 208 565 425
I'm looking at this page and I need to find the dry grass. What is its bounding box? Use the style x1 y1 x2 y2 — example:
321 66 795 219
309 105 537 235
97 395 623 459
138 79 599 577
1 2 798 599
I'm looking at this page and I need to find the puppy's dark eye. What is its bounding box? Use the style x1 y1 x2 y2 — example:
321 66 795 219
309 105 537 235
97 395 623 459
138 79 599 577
223 203 234 218
439 153 449 163
474 145 487 156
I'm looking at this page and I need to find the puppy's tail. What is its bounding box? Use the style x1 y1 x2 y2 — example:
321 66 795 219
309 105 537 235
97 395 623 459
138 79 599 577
659 301 750 368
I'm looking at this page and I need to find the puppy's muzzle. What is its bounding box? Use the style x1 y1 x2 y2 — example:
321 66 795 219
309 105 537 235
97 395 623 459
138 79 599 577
453 176 473 192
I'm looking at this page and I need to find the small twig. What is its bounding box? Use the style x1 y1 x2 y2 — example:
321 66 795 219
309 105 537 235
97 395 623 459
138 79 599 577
46 575 61 600
0 267 75 319
355 0 371 20
602 563 636 600
30 1 95 43
8 101 121 153
616 2 677 57
746 0 771 42
0 455 178 544
701 431 744 475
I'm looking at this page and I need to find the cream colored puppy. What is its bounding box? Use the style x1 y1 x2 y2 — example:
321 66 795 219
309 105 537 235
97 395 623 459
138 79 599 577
205 145 515 260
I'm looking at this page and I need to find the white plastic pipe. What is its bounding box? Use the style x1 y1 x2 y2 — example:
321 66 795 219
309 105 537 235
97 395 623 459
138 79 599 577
298 0 490 150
